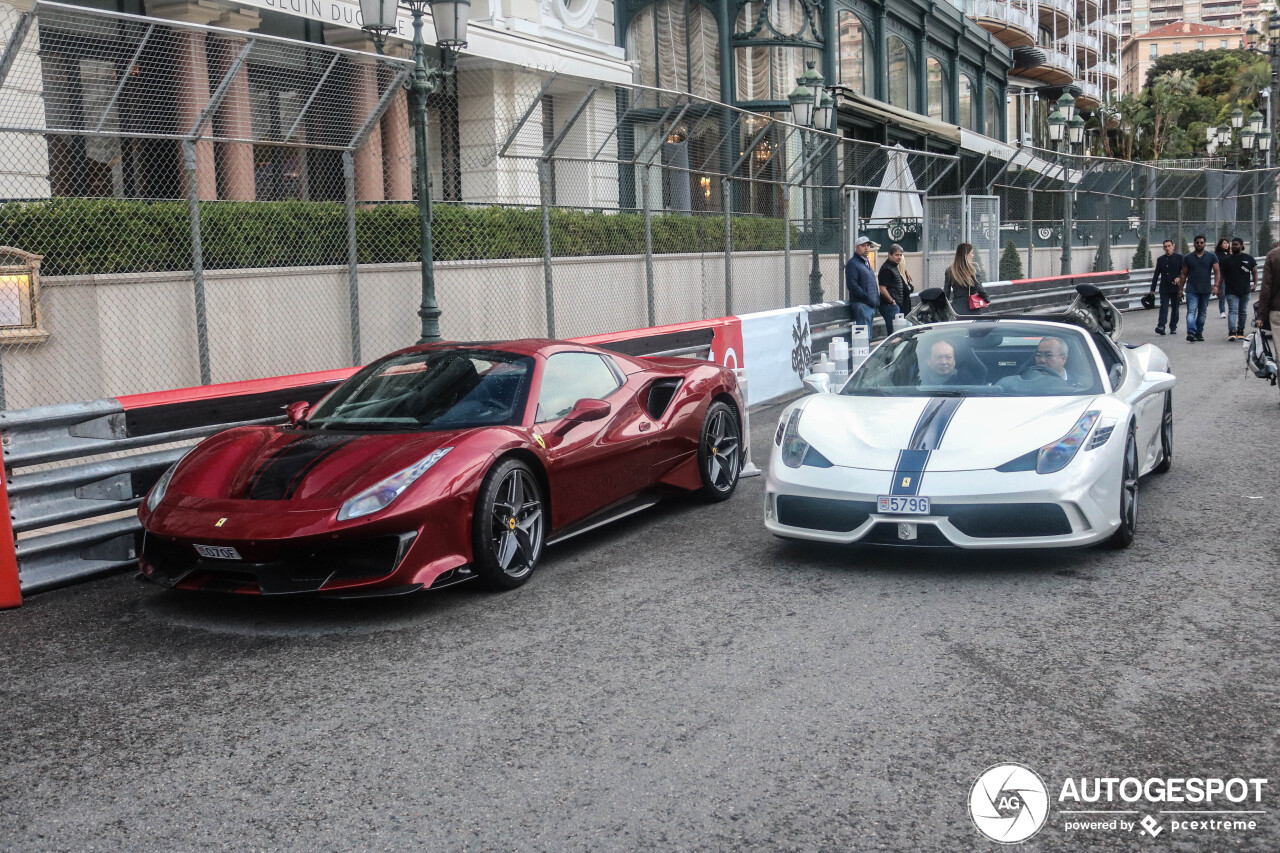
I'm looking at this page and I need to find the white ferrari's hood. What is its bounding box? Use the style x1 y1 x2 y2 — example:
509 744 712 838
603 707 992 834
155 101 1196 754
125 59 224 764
797 393 1099 471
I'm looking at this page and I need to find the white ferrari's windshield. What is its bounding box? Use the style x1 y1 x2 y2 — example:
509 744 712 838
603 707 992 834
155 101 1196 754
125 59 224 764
843 323 1104 397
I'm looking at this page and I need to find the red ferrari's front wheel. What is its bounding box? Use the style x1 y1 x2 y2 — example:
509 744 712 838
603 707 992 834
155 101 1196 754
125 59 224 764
472 458 545 590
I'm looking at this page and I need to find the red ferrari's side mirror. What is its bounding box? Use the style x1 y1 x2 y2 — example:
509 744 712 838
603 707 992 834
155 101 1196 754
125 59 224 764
285 401 310 427
565 398 610 423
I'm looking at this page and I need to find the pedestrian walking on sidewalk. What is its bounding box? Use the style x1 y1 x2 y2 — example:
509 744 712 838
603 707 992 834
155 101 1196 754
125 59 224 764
877 243 910 335
1180 235 1222 342
1149 238 1183 336
845 235 880 332
1219 237 1257 341
944 243 991 316
1214 237 1231 319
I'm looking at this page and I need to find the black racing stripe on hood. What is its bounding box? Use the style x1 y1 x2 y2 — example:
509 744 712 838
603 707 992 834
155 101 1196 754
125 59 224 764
243 435 357 500
907 396 963 451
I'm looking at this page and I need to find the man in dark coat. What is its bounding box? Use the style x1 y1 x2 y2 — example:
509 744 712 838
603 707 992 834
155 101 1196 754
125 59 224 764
1149 238 1183 336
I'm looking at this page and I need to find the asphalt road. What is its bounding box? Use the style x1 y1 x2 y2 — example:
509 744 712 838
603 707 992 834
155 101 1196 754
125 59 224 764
1 319 1277 853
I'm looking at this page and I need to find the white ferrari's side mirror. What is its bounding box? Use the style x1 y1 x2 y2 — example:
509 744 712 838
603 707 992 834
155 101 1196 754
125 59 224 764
803 374 832 394
1140 370 1176 394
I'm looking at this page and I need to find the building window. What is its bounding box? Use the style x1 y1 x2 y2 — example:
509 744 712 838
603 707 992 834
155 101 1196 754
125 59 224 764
959 74 976 131
1150 43 1158 59
927 57 950 123
837 10 873 93
1197 40 1204 50
734 0 821 103
985 86 1000 140
1173 42 1181 53
1220 39 1228 48
626 0 721 99
887 35 914 110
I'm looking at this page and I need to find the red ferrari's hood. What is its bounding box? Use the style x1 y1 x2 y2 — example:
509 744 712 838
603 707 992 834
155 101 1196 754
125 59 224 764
171 427 473 504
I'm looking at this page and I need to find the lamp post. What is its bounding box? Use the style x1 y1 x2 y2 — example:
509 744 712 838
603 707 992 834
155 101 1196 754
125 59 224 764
1246 14 1280 170
1048 105 1073 275
789 61 835 304
361 0 470 344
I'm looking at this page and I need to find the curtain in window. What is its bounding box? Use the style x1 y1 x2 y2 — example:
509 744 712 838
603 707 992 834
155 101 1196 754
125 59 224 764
838 10 871 93
887 36 911 110
927 58 947 122
625 0 721 99
959 75 974 131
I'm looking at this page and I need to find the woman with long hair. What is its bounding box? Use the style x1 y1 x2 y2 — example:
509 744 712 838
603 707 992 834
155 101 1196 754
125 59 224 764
1213 237 1230 318
944 243 992 316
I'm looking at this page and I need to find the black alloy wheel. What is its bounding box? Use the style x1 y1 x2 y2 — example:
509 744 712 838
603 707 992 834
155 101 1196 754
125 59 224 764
1108 428 1139 549
697 401 742 502
1152 392 1173 474
472 458 545 590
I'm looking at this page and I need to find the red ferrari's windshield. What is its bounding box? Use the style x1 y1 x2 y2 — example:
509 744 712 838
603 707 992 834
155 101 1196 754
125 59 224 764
306 349 534 430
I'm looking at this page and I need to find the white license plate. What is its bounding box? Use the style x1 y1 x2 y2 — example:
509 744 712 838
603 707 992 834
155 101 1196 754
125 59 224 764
193 544 242 560
878 495 931 515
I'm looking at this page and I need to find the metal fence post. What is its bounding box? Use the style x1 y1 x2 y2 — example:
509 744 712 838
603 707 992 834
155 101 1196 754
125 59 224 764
1026 187 1035 279
642 175 655 327
1061 158 1073 276
783 182 792 307
182 140 212 386
539 158 555 338
723 179 733 315
921 194 930 290
342 151 362 366
1177 197 1184 249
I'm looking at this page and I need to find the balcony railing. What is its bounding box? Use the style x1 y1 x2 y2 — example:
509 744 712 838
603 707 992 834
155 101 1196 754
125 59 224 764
1064 31 1101 55
1099 18 1120 38
1041 46 1078 76
967 0 1038 35
1038 0 1074 19
1077 79 1103 102
1095 59 1119 79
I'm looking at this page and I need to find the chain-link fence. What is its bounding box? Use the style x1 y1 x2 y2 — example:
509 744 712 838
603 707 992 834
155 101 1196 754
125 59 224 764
2 1 1274 412
980 146 1280 280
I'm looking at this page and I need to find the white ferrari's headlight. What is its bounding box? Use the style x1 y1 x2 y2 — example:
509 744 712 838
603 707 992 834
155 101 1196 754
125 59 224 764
997 410 1100 475
337 447 452 521
779 409 832 469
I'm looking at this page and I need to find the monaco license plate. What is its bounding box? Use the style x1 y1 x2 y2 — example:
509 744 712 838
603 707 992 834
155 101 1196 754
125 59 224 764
193 544 242 560
878 495 931 515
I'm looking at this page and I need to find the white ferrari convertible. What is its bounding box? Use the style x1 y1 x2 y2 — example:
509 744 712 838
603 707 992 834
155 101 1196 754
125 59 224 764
764 295 1175 549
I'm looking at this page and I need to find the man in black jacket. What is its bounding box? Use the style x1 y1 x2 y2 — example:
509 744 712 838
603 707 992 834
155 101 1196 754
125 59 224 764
1149 239 1183 336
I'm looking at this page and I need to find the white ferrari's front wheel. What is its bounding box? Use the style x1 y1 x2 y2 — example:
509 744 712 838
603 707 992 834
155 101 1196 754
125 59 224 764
1107 428 1138 549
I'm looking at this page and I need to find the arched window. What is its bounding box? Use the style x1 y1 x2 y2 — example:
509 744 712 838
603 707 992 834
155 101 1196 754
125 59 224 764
959 74 976 131
985 86 1001 138
626 0 721 100
837 10 873 93
887 36 913 110
734 0 822 102
926 57 949 123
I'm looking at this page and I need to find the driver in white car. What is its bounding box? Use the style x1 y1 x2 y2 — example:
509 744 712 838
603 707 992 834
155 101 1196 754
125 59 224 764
1035 337 1070 380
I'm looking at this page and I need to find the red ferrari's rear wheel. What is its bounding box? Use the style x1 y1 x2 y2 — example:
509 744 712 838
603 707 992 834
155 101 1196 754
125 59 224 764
697 401 741 502
472 458 545 590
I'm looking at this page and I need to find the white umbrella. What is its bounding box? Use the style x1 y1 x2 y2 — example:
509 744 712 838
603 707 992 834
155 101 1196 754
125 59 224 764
868 144 923 225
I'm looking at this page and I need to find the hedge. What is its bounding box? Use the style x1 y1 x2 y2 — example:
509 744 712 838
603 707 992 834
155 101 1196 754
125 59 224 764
0 199 796 277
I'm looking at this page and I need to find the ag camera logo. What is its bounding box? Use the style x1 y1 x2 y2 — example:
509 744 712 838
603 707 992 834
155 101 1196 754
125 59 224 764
970 763 1050 843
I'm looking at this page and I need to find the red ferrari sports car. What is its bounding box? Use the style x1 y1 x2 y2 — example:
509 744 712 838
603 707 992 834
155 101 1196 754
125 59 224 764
138 339 744 596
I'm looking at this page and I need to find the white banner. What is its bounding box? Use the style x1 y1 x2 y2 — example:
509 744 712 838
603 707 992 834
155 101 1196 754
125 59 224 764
739 306 811 406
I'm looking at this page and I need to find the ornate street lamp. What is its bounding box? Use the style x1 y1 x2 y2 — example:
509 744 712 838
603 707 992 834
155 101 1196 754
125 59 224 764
361 0 471 343
1260 130 1274 152
1048 108 1066 145
1243 127 1256 150
1056 91 1077 123
1231 106 1245 129
1068 115 1085 147
1217 123 1232 146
